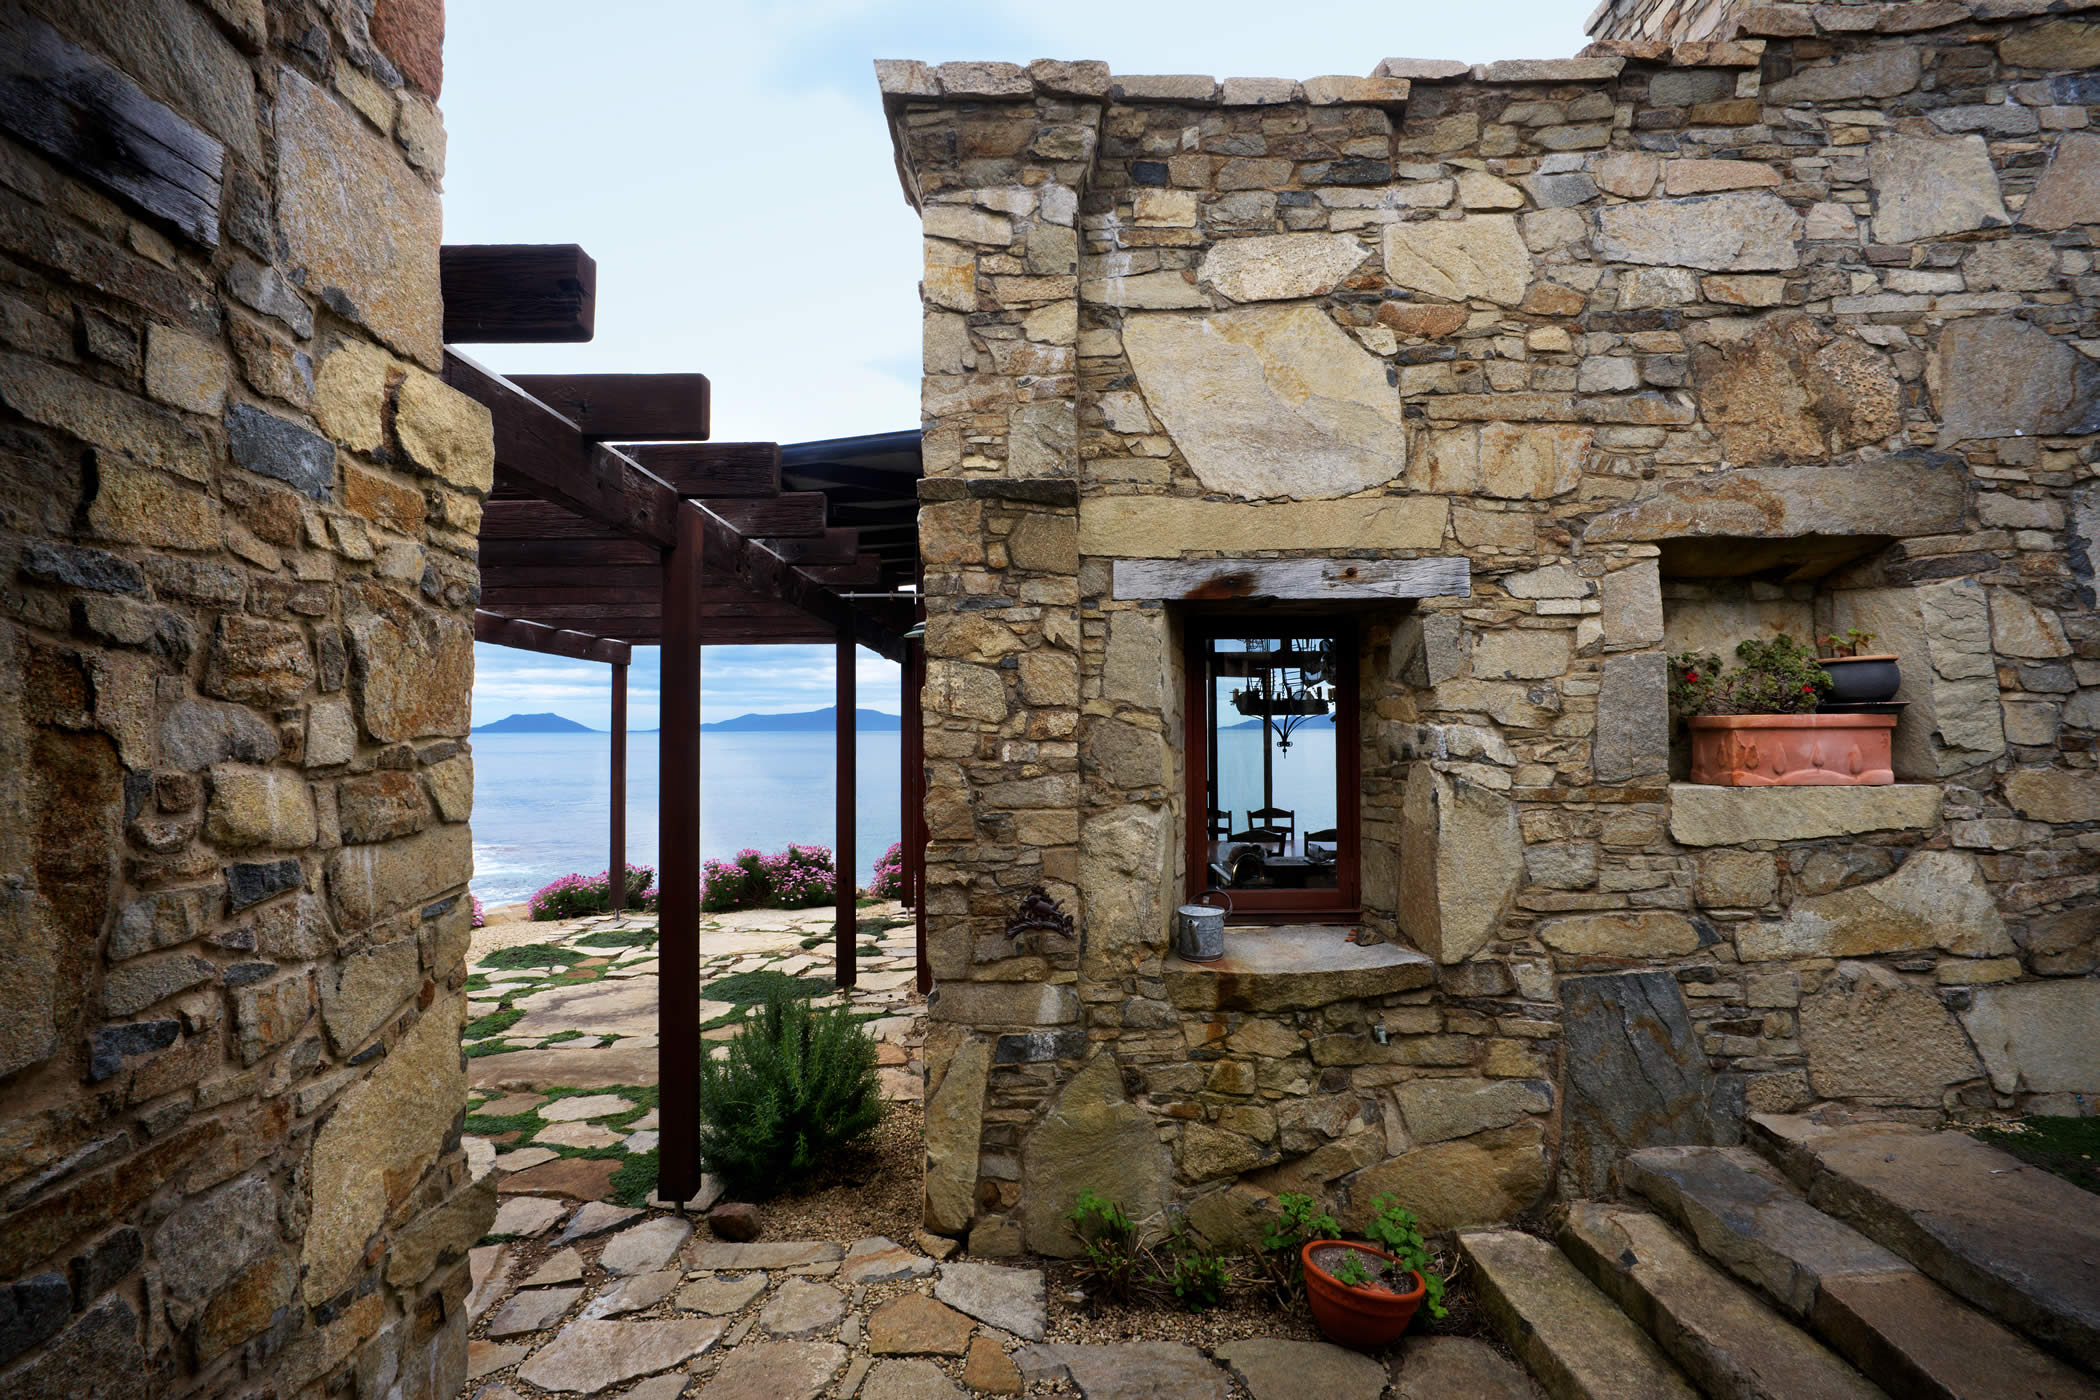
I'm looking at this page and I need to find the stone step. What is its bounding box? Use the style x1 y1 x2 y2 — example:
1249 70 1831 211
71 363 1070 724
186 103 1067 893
1627 1143 2100 1400
1558 1202 1887 1400
1458 1229 1700 1400
1752 1114 2100 1373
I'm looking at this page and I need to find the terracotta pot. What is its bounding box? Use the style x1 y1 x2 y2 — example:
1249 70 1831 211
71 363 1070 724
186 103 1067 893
1302 1241 1426 1349
1818 654 1901 704
1688 713 1897 786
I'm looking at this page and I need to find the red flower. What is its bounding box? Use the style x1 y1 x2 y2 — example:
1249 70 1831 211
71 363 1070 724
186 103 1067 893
1801 683 1814 692
1683 671 1699 683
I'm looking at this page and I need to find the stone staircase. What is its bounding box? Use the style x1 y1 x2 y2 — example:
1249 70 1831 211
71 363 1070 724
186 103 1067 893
1460 1113 2100 1400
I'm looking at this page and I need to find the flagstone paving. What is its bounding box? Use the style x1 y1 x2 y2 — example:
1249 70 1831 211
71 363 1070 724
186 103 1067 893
458 904 1543 1399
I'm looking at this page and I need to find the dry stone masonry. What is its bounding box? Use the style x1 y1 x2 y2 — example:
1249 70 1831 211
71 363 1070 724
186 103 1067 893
885 0 2100 1261
0 1 489 1397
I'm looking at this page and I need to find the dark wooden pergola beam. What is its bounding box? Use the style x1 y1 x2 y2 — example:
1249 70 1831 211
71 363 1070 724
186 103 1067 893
441 245 596 344
509 373 711 442
628 442 781 498
701 492 827 539
446 352 905 661
473 609 631 663
764 529 862 566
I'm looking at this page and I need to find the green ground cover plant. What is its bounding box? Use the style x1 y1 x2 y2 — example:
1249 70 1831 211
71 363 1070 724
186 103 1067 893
694 988 882 1196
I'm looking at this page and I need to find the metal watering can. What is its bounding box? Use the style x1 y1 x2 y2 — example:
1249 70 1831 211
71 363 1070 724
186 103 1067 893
1175 890 1232 963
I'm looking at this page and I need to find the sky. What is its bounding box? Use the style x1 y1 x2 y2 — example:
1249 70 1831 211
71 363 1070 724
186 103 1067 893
447 0 1592 730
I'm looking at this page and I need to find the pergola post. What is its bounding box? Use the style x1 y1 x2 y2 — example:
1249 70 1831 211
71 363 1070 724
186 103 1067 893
608 660 627 919
657 507 705 1204
834 627 857 989
911 593 930 996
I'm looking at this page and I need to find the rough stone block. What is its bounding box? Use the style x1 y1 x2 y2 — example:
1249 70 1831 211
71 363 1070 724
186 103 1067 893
1399 765 1523 964
1799 962 1981 1105
1560 972 1727 1197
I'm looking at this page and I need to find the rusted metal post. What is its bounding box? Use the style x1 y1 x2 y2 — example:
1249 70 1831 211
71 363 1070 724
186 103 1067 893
835 627 857 989
657 507 704 1203
609 660 627 919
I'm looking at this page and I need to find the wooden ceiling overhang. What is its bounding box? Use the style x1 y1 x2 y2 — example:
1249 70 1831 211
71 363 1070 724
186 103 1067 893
442 246 918 661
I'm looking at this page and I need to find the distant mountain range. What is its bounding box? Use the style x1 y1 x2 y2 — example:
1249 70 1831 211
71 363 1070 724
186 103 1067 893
474 707 902 734
474 712 594 733
703 707 901 732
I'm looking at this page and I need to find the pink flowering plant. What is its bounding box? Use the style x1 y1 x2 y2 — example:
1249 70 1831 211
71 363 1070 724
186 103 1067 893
528 864 658 921
700 844 837 913
870 841 906 900
471 895 486 929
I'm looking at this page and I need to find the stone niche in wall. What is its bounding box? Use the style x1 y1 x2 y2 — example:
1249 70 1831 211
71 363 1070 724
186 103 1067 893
1654 532 2002 782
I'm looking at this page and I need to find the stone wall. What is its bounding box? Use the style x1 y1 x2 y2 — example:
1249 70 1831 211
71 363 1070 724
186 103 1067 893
887 0 2100 1260
0 1 492 1396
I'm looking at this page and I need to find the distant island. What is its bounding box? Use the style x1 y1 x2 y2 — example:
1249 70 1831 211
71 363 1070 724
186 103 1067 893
702 707 900 732
474 712 595 733
474 707 903 734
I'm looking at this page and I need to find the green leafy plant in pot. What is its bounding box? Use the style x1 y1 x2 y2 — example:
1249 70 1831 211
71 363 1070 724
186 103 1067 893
1299 1196 1446 1349
1671 635 1895 786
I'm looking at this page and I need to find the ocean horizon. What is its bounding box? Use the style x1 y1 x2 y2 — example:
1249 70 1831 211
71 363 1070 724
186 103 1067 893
469 730 905 905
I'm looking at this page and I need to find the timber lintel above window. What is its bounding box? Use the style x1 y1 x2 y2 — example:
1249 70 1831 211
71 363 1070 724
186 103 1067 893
1112 556 1472 603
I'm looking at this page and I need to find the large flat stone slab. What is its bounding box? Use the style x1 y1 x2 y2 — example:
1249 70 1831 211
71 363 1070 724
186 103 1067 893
1460 1229 1700 1400
1623 1145 1908 1317
686 1240 843 1271
1585 459 1966 545
694 1340 845 1400
1121 305 1412 501
1559 1203 1884 1400
1213 1337 1385 1400
1559 973 1726 1198
1164 926 1433 1012
1755 1116 2100 1371
517 1317 727 1393
1813 1269 2100 1400
1390 1336 1542 1400
934 1261 1047 1341
1667 785 1941 848
509 978 660 1039
1014 1342 1230 1399
469 1044 660 1090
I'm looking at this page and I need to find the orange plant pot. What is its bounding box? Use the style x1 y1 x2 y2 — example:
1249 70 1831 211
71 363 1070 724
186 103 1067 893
1302 1241 1426 1349
1687 713 1897 786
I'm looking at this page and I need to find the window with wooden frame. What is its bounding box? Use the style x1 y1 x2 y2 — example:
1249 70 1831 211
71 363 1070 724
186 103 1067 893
1183 618 1360 920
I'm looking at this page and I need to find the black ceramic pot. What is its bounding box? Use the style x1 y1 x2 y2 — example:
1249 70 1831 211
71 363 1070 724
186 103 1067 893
1820 654 1900 704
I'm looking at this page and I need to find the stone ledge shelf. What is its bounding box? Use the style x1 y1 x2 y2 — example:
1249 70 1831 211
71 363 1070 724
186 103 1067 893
1165 926 1434 1012
1667 783 1943 848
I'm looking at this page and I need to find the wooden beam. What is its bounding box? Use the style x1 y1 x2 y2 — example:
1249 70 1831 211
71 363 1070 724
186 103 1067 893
764 529 860 566
509 374 710 442
449 354 904 661
627 442 780 498
0 16 223 247
781 460 921 494
445 352 678 546
657 507 703 1203
835 628 856 989
441 245 595 344
482 566 664 590
798 556 884 588
699 492 827 539
610 663 627 916
1111 556 1473 602
473 610 631 664
482 539 661 568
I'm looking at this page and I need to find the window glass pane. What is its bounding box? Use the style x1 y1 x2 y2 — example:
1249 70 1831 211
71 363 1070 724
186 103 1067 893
1201 632 1343 894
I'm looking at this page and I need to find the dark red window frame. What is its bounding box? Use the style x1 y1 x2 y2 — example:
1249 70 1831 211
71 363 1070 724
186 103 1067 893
1182 616 1362 921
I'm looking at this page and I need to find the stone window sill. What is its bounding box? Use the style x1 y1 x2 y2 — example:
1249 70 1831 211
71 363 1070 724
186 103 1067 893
1666 782 1941 847
1164 925 1433 1012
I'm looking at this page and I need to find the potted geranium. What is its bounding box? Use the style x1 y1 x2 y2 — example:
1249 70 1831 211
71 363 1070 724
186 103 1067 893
1818 629 1901 704
1670 635 1895 786
1300 1196 1446 1349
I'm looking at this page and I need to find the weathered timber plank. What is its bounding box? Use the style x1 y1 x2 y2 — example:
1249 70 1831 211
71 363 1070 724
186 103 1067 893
481 538 661 568
1111 556 1472 602
441 245 595 344
764 529 861 565
510 373 710 441
702 492 828 539
445 352 679 546
626 442 780 497
798 556 885 587
0 17 223 246
474 610 630 664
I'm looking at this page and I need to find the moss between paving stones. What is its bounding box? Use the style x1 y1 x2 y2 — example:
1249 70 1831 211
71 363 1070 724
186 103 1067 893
480 942 587 971
609 1148 659 1207
575 927 658 949
703 969 833 1004
464 1008 525 1040
1972 1115 2100 1195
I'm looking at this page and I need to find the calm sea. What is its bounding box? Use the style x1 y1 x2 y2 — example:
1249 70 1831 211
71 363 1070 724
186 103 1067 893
468 727 1340 905
470 731 903 905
